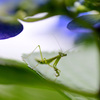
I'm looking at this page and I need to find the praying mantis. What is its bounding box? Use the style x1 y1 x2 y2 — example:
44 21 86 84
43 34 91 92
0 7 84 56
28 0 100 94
34 45 67 77
23 43 82 77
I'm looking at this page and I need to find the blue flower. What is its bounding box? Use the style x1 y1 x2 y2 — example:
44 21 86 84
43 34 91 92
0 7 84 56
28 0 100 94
0 0 48 40
67 14 100 32
0 0 23 39
67 14 100 43
0 21 23 39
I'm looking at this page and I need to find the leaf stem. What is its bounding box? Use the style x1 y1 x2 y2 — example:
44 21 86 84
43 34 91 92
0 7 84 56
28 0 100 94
97 36 100 98
56 89 72 100
92 30 100 98
46 79 98 98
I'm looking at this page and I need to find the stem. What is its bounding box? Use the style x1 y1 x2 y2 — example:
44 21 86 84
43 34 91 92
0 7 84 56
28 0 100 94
97 36 100 98
46 79 98 98
92 30 100 98
96 34 100 98
56 89 72 100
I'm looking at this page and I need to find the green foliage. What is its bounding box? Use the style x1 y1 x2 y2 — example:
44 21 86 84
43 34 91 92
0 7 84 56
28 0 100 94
0 85 69 100
65 0 76 6
84 0 100 11
0 58 44 85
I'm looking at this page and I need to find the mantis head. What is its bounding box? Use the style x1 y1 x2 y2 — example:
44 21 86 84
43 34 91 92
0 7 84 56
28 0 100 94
58 52 67 57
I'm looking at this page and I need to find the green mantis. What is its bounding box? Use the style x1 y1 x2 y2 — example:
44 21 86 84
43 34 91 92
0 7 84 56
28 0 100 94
34 45 67 77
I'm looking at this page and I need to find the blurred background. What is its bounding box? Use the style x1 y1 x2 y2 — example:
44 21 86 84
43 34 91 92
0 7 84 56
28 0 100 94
0 15 75 61
0 0 99 100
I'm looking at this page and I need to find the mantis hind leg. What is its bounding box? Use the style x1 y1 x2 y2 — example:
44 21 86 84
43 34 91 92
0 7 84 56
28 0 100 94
31 45 44 69
32 63 39 69
34 45 44 61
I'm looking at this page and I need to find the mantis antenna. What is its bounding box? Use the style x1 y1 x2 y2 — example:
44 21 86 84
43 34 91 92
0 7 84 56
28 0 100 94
52 34 63 52
51 34 83 53
63 42 86 55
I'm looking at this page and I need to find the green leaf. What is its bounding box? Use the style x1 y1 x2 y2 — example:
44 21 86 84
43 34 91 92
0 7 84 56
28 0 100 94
22 44 99 99
0 85 69 100
0 58 45 86
0 58 71 100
